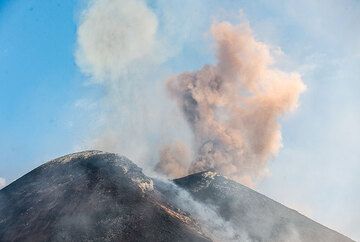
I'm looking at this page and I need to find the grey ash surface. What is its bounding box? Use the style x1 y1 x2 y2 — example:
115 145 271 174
0 151 354 242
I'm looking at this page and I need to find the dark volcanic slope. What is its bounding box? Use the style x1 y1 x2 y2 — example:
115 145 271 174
0 151 353 242
0 151 210 242
174 171 353 242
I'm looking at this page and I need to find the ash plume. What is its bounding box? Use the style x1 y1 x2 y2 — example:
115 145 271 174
154 142 191 178
164 21 306 185
76 0 306 186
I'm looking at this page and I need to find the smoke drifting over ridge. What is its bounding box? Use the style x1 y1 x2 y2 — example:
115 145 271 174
161 22 306 185
76 0 305 186
75 0 172 163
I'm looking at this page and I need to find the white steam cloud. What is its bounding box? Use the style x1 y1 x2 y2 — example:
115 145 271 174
76 0 159 81
75 0 170 163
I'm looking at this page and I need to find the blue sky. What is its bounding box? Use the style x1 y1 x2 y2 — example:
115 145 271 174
0 0 82 175
0 0 359 240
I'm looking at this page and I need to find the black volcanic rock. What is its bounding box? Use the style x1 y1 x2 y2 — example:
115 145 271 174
0 151 209 242
0 151 353 242
174 171 354 242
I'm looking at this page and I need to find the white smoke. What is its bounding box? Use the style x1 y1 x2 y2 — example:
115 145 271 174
75 0 174 163
159 179 250 241
0 177 6 189
76 0 160 81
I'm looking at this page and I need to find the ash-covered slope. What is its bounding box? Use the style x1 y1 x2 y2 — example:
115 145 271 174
0 151 209 242
0 151 353 242
174 171 353 242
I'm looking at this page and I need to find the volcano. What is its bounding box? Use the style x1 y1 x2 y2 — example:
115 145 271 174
0 151 353 241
